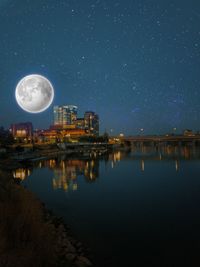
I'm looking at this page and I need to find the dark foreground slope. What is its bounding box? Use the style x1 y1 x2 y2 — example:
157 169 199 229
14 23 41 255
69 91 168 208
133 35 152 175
0 170 93 267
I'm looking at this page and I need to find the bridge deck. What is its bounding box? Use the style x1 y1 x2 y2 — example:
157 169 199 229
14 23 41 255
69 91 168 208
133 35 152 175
123 135 200 142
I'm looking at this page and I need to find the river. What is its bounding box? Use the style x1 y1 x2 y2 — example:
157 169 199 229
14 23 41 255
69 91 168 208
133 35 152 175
13 145 200 266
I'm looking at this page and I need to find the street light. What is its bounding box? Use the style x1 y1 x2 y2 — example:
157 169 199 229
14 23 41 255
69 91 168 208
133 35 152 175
173 128 177 135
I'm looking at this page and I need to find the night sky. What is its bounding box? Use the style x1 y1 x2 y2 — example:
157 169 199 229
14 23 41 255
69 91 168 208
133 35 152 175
0 0 200 135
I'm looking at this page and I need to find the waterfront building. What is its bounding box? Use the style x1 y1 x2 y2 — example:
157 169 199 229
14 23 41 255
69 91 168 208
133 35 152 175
54 105 78 128
75 118 85 129
36 128 87 143
183 129 195 136
50 124 76 130
84 111 99 136
10 122 33 141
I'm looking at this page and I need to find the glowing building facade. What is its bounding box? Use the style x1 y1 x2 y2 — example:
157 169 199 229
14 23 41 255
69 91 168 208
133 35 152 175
53 105 99 136
75 118 85 129
54 105 78 128
84 111 99 136
10 122 33 140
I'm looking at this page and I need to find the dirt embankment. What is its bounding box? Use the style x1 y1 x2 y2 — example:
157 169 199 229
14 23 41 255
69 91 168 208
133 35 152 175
0 170 93 267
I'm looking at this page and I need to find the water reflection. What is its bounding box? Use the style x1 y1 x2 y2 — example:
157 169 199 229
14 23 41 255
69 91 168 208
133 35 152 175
175 160 179 171
13 168 31 180
50 159 99 191
141 159 145 171
131 144 200 159
13 145 200 191
109 151 122 169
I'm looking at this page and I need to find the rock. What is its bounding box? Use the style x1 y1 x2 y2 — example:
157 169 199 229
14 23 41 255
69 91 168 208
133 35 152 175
58 224 65 232
76 242 82 248
69 237 77 245
61 232 67 239
65 253 77 261
65 241 76 253
77 247 83 253
75 256 93 267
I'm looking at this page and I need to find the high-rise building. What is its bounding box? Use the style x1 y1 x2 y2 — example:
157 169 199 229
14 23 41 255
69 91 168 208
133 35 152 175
75 118 85 129
84 111 99 136
53 106 99 136
54 105 78 128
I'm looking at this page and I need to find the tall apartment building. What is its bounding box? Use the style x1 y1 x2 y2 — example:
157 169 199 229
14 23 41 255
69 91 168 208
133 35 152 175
53 105 99 136
84 111 99 136
54 105 78 128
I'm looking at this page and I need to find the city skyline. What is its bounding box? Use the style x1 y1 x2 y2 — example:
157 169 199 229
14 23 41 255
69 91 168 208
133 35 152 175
5 102 200 137
3 101 200 136
0 0 200 135
9 105 100 143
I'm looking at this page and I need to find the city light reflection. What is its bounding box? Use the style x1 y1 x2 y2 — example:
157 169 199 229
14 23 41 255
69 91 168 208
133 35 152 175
13 168 31 180
12 146 200 188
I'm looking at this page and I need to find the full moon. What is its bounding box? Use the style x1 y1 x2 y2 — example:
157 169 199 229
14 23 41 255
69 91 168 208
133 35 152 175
15 74 54 113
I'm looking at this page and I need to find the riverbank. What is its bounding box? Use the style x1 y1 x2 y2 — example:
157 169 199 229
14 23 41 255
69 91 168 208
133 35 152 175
3 142 114 162
0 169 93 267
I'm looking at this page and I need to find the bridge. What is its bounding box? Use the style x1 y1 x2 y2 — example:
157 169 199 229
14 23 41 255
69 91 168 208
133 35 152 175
122 135 200 146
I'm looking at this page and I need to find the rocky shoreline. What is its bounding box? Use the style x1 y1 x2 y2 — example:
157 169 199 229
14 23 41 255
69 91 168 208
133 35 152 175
41 207 93 267
0 167 94 267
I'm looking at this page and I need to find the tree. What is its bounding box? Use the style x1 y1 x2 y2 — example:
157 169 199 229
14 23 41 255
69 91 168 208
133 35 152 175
0 128 14 146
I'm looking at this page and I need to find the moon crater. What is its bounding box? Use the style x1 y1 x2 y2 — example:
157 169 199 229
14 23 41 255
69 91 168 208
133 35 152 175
15 74 54 113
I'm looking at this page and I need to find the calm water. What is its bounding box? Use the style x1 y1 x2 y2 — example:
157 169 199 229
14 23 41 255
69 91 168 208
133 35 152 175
14 146 200 266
